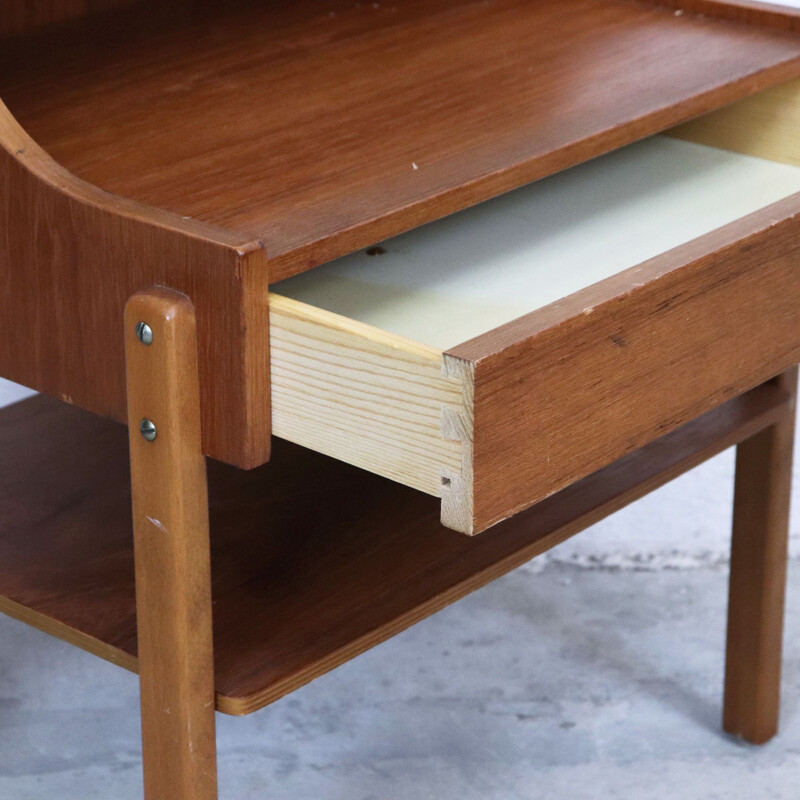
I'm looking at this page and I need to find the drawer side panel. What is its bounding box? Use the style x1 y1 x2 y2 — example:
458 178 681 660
668 77 800 166
270 295 465 497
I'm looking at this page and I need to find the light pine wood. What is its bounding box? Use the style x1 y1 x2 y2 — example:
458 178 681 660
125 290 217 800
669 78 800 166
0 383 791 715
724 367 798 744
269 294 466 499
440 355 476 534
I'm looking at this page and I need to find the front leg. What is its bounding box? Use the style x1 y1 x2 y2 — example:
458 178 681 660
125 289 218 799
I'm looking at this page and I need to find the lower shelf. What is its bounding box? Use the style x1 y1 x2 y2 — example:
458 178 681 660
0 386 789 715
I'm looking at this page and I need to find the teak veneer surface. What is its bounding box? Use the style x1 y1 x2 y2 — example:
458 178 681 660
450 191 800 532
0 387 789 715
724 367 797 744
0 101 271 470
644 0 800 31
2 0 800 279
0 0 141 37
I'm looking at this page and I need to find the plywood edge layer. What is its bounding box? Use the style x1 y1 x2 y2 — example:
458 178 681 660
269 293 466 498
0 594 138 673
667 76 800 165
0 594 255 717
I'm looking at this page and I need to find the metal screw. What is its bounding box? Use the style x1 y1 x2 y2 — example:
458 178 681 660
139 419 157 442
136 321 153 345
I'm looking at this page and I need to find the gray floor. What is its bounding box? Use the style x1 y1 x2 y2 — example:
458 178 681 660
0 378 799 799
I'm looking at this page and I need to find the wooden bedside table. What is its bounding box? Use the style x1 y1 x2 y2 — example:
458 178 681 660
0 2 799 797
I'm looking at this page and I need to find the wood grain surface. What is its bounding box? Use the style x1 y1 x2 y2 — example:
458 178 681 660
0 0 142 37
646 0 800 31
448 193 800 533
1 0 799 280
0 383 790 715
724 367 797 744
0 100 271 468
125 291 217 799
269 293 465 498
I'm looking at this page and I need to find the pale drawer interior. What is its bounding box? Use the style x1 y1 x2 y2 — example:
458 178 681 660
275 136 800 351
268 93 800 531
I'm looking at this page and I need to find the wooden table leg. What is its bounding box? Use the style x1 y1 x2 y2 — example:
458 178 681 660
724 366 798 745
125 289 218 799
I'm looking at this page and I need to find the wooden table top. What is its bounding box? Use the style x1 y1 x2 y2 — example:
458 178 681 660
2 0 799 280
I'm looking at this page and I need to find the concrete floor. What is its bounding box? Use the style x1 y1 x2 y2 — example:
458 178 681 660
0 564 798 799
0 379 799 798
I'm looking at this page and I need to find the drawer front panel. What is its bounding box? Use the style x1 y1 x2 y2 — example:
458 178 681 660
449 194 800 533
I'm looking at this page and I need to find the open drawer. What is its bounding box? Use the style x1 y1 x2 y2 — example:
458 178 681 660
270 125 800 534
1 1 800 535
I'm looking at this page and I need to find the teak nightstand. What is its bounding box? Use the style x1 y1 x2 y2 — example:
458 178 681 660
1 1 800 797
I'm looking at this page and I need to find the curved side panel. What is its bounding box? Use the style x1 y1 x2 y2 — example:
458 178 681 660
0 100 271 468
